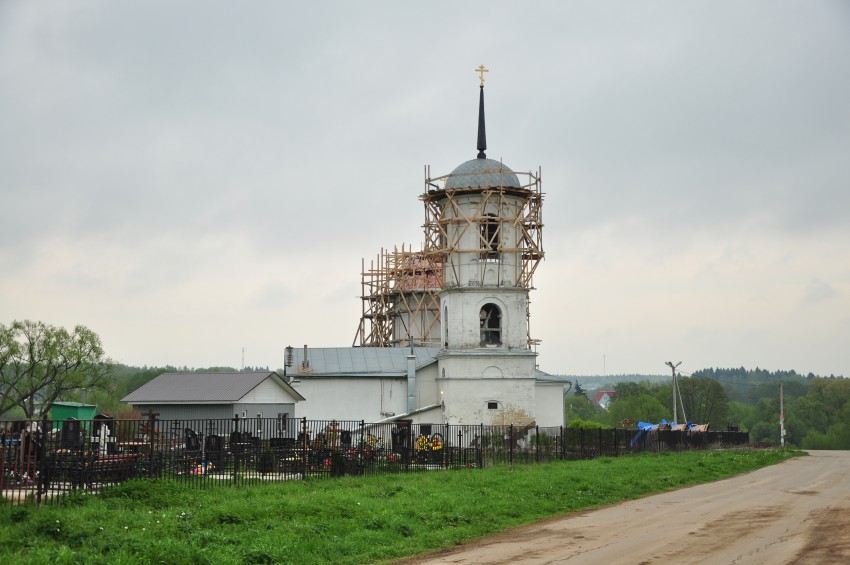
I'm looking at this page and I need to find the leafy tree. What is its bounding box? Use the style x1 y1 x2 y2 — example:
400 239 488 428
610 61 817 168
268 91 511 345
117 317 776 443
565 395 614 427
726 401 752 431
608 395 668 425
613 381 653 400
677 377 728 426
0 320 113 418
564 395 601 423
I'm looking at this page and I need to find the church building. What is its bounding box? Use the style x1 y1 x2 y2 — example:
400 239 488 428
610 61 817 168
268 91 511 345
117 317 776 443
288 68 565 428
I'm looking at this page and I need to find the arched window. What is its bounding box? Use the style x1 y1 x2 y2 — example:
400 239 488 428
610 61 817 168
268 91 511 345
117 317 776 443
479 303 502 346
480 213 499 258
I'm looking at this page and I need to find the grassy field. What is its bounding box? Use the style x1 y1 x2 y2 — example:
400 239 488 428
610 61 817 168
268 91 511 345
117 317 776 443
0 448 800 564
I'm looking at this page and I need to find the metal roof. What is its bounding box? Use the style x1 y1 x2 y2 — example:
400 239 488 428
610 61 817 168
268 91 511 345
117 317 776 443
445 158 521 189
121 371 305 403
290 347 440 377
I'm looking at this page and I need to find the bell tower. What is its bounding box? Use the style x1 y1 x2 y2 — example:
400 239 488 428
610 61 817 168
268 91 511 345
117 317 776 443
421 67 545 425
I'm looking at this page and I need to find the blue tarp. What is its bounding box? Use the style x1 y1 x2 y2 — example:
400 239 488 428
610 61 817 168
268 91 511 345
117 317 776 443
631 420 694 447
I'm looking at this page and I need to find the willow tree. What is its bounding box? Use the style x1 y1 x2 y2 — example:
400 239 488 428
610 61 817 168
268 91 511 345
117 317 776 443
0 320 113 418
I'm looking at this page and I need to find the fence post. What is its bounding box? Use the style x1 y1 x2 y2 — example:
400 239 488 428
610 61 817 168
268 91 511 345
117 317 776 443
301 417 308 480
509 424 514 467
535 426 540 463
36 414 48 504
560 426 565 461
444 423 450 469
147 413 156 478
232 415 240 484
478 424 484 469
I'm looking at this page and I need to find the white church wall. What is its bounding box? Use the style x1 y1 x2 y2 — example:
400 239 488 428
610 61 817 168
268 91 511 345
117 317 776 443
291 377 407 422
440 377 536 426
438 351 537 380
290 364 439 422
441 288 530 350
441 193 525 289
415 363 440 407
535 382 566 427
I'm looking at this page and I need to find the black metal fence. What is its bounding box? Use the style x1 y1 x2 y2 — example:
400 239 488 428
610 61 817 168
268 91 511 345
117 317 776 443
1 415 749 507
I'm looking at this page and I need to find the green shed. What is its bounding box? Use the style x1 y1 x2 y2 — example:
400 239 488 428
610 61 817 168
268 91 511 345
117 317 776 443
51 401 97 423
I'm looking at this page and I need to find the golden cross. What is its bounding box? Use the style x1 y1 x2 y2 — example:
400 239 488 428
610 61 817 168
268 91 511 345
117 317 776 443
475 64 489 87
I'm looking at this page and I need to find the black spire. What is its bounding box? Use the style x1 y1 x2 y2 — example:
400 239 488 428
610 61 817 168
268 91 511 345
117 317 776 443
477 84 487 159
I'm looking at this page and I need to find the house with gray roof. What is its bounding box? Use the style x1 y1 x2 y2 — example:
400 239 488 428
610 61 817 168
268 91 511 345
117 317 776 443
122 371 305 423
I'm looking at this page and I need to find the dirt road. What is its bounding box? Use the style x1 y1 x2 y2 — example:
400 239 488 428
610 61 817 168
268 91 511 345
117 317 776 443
399 450 850 565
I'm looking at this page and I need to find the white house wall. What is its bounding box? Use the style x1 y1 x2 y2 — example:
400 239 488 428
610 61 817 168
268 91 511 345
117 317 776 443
238 377 301 404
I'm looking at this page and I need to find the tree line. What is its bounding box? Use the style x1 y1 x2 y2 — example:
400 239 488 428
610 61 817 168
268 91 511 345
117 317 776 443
566 366 849 449
3 320 848 449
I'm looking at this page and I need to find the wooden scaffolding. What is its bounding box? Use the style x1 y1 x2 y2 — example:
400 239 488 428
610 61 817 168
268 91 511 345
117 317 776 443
354 166 544 348
353 244 443 347
421 166 545 290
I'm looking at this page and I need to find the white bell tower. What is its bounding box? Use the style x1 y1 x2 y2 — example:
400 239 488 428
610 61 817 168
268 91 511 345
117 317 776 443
421 66 545 425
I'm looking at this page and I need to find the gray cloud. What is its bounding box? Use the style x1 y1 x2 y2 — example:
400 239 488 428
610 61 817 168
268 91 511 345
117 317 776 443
1 1 848 375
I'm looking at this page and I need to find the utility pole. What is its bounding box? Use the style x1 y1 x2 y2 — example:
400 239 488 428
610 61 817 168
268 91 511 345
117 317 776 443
666 361 682 423
780 381 785 448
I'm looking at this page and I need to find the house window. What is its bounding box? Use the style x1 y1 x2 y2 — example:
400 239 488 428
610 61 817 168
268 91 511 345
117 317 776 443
479 303 502 346
487 401 499 410
480 213 499 258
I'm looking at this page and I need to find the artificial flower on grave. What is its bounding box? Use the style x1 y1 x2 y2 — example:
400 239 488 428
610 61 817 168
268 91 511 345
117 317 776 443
414 434 430 451
430 433 443 451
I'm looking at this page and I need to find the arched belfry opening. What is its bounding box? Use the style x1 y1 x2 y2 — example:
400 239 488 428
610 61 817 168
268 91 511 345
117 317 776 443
480 212 500 259
479 303 502 346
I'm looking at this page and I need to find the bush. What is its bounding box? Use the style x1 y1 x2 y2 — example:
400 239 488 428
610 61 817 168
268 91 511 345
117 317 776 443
567 419 611 430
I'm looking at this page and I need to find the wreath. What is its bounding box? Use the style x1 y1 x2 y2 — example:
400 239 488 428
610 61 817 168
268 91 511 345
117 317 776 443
414 434 430 451
430 433 443 451
364 434 381 449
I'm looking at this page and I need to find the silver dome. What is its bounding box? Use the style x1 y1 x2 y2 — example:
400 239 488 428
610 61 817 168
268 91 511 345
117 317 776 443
445 158 521 190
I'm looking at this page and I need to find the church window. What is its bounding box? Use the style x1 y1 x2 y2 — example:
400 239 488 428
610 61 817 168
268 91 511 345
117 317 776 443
480 213 499 258
487 401 499 410
479 303 502 346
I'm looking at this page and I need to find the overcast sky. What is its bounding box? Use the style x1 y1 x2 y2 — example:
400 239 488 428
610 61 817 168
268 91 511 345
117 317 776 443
1 1 848 378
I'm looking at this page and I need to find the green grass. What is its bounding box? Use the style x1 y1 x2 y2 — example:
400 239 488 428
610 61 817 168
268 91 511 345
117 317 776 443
0 448 801 564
